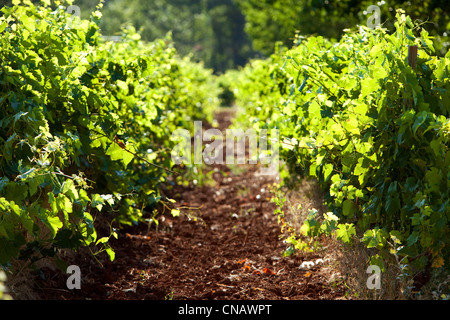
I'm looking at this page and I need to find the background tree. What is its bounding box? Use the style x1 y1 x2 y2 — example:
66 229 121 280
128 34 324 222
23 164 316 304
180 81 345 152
97 0 257 73
238 0 450 56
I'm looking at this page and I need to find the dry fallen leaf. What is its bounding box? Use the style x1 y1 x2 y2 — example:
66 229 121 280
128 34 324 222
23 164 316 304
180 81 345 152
432 256 444 268
263 267 276 275
125 233 151 240
243 263 252 271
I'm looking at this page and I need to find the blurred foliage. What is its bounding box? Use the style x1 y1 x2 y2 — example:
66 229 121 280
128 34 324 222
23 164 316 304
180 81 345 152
89 0 256 73
238 0 450 56
0 270 12 300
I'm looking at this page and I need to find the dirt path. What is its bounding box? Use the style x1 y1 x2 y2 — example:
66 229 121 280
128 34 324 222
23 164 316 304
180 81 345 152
33 109 346 300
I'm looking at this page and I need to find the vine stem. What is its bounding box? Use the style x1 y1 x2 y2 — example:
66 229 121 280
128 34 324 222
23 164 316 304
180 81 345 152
404 45 418 109
90 129 180 175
